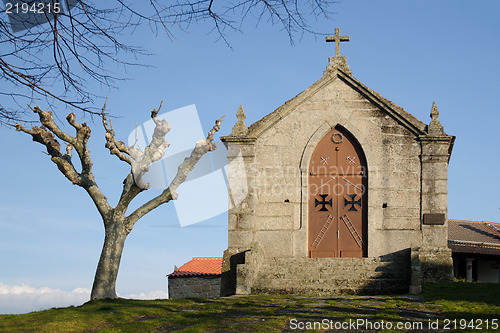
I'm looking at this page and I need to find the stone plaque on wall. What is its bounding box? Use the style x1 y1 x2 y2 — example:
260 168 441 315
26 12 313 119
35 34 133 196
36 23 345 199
423 213 446 225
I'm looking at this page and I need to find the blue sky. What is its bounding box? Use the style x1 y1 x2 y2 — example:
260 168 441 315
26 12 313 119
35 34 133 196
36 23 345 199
1 0 500 314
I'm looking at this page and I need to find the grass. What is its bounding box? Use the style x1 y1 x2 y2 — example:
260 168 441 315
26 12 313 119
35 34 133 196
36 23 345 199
0 282 498 332
422 282 500 332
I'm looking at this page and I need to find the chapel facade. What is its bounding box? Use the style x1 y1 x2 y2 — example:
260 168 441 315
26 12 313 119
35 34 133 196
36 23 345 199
220 28 455 296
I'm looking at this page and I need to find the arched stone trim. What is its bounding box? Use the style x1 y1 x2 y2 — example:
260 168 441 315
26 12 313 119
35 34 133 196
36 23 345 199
298 122 335 231
298 122 369 257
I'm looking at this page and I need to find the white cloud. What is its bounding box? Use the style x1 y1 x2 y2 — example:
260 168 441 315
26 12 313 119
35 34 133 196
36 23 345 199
122 290 169 300
0 283 170 315
0 283 90 315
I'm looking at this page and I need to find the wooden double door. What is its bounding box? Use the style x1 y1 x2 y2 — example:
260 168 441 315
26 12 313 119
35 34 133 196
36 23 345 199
308 127 368 258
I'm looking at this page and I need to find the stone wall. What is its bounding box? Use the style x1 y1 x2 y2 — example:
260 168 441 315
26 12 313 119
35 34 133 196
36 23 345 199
168 276 221 299
254 77 423 259
225 71 425 260
237 250 411 296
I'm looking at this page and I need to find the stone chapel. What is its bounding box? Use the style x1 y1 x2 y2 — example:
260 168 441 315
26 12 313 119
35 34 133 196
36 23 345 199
220 28 455 296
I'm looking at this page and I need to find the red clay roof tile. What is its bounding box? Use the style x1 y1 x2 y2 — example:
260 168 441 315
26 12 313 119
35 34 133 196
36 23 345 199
168 257 222 278
448 219 500 244
448 219 500 255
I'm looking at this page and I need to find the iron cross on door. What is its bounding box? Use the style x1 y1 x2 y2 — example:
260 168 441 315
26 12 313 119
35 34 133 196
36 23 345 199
308 127 367 258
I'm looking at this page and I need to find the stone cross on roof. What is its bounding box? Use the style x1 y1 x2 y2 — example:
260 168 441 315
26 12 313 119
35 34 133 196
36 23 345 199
326 27 350 57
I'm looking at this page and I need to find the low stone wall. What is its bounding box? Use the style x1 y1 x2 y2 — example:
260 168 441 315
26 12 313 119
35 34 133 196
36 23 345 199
168 276 221 299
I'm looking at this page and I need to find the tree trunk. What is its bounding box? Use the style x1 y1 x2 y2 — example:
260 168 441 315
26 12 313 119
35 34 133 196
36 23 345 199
90 219 128 300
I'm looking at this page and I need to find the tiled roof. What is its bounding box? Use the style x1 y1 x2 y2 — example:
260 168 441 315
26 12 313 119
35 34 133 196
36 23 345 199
168 257 222 278
448 219 500 255
448 243 500 256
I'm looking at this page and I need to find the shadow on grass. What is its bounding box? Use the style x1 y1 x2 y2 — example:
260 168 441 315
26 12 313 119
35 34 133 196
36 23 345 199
147 295 440 331
423 282 500 325
423 282 500 306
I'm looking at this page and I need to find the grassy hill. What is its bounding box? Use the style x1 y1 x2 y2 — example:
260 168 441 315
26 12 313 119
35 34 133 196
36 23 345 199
0 282 498 332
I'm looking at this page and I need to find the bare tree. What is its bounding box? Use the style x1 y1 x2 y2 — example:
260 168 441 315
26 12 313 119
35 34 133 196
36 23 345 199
14 103 224 299
0 0 334 123
5 0 334 301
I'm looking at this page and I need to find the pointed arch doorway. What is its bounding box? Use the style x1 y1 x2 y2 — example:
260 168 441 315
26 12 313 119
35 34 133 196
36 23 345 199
308 126 368 258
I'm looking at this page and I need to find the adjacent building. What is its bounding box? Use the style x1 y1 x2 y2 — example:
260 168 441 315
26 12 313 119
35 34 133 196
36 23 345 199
167 257 223 299
448 219 500 283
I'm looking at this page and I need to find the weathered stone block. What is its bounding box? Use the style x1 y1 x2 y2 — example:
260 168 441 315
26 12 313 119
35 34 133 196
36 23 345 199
237 214 253 230
256 216 292 230
228 230 253 248
422 163 448 180
418 246 453 283
255 231 293 257
421 193 447 211
422 225 448 247
255 202 292 217
383 207 420 218
228 214 237 231
382 217 420 230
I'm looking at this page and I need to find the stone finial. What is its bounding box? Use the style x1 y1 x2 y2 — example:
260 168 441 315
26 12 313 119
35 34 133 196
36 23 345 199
428 101 444 136
325 56 352 75
430 101 440 120
324 27 352 75
230 104 248 136
326 27 350 57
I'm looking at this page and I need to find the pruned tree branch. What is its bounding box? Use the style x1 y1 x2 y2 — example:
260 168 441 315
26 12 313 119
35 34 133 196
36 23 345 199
167 115 223 192
13 121 81 184
125 114 225 230
114 173 143 220
13 106 112 220
102 99 170 191
102 101 133 165
129 100 171 189
14 101 223 229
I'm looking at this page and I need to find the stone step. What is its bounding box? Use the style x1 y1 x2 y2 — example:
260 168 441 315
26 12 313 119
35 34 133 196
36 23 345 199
266 257 382 265
255 276 407 287
267 256 406 263
238 256 411 296
258 262 409 279
263 258 407 269
251 278 410 296
258 269 408 281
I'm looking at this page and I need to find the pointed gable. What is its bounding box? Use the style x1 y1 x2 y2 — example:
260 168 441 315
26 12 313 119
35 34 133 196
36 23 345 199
234 63 428 140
